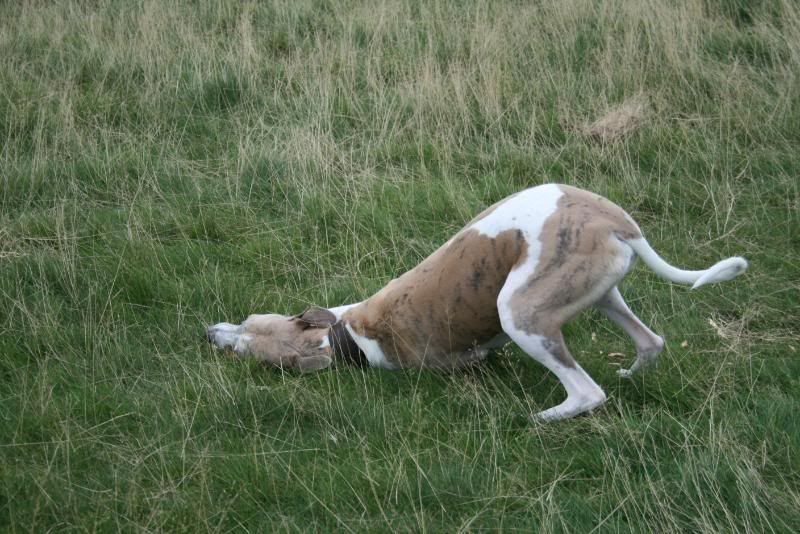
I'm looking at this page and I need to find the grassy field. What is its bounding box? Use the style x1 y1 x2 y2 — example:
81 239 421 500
1 0 799 531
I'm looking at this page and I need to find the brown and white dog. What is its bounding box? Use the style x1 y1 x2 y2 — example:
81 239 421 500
206 184 747 420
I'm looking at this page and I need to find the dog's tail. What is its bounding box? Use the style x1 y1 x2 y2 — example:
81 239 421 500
624 237 748 289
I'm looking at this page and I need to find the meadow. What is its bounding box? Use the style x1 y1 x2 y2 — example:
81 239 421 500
1 0 798 531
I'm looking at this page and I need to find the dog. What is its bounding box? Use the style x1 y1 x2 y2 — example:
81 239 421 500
206 184 747 420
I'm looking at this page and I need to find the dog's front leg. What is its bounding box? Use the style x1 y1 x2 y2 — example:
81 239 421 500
479 333 511 351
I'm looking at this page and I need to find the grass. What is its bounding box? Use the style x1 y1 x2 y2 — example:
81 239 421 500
1 0 798 531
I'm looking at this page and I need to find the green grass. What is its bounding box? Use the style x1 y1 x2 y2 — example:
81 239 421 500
1 0 799 531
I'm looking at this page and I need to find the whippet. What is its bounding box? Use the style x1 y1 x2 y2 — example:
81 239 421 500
206 184 747 420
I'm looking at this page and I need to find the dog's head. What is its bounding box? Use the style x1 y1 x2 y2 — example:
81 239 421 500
227 307 337 372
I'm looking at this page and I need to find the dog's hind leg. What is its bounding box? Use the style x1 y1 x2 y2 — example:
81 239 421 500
501 323 607 421
495 232 632 420
497 285 610 420
595 287 664 378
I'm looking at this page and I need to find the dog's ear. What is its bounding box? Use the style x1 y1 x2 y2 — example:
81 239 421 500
294 307 337 329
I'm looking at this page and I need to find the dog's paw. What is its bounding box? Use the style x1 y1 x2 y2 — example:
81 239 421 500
206 322 242 351
616 368 633 379
533 390 608 421
473 348 490 359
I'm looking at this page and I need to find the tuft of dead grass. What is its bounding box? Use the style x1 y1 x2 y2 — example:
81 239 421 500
579 94 650 143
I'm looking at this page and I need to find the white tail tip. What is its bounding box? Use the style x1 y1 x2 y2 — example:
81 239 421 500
691 256 748 289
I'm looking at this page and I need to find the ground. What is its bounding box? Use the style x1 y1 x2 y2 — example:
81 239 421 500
1 1 798 531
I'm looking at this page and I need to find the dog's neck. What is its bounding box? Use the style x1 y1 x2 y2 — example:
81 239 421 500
327 321 367 367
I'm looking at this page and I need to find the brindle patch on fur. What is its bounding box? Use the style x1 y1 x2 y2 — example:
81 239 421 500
344 228 527 369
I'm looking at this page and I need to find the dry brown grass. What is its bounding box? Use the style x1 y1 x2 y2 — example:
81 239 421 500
579 95 650 143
